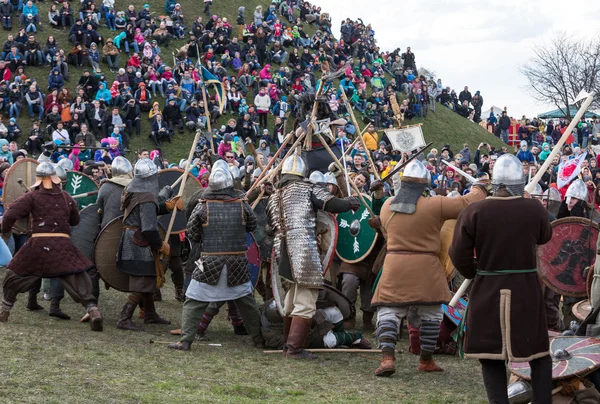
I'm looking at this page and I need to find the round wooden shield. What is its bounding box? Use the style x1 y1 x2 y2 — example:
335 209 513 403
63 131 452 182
71 203 100 260
537 217 599 297
65 171 99 210
94 216 165 292
573 299 592 321
510 337 600 380
157 168 202 234
439 219 457 281
246 232 260 287
317 211 338 276
336 194 378 263
2 158 39 233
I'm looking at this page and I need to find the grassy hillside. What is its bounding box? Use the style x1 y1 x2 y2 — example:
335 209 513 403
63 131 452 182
13 0 501 162
410 103 506 153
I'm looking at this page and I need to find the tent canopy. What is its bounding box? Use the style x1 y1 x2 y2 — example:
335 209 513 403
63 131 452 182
537 106 597 119
482 105 505 119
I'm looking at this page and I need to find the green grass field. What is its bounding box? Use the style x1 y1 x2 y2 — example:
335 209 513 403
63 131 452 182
0 268 488 404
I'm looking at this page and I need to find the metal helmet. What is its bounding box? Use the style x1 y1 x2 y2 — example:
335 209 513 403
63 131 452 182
212 159 230 172
134 158 158 178
281 154 307 177
179 159 188 169
309 171 325 184
528 182 543 196
54 165 67 183
239 166 246 177
229 165 241 180
323 172 338 187
447 190 461 198
491 154 524 196
402 159 428 180
36 162 56 178
543 187 562 202
112 156 133 177
252 167 262 179
565 178 588 204
57 158 74 171
263 300 283 324
507 380 532 404
209 167 233 191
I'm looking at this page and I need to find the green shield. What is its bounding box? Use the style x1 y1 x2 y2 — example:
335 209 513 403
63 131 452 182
65 171 99 210
335 194 378 263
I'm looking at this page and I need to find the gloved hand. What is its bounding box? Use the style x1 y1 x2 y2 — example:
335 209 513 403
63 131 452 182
368 216 381 230
472 180 491 195
159 185 174 201
369 180 384 192
328 162 341 176
346 196 360 212
165 196 183 211
159 241 170 257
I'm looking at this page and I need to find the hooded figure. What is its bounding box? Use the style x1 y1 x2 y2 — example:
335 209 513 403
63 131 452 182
0 139 13 165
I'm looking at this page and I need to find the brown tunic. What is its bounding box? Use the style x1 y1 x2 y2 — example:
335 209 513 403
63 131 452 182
1 184 94 277
371 187 485 307
449 196 552 361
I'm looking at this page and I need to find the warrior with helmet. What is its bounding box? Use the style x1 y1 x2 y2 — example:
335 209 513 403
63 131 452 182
266 154 360 359
168 160 265 351
558 178 589 219
97 156 133 228
449 153 553 403
0 162 103 331
115 158 180 331
369 158 488 376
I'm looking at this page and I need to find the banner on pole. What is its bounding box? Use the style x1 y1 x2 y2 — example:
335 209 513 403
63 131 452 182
386 125 426 153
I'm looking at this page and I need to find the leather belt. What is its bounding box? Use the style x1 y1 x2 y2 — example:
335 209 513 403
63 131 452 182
31 233 70 238
387 250 437 256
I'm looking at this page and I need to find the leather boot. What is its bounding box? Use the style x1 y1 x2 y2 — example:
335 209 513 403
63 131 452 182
233 325 248 335
26 292 44 311
174 285 185 302
153 288 162 301
352 338 373 350
375 355 396 377
49 298 70 320
88 307 103 332
116 303 143 331
343 319 356 330
168 341 191 351
0 309 9 323
418 359 444 372
285 316 317 360
142 293 170 325
282 316 292 354
362 311 375 331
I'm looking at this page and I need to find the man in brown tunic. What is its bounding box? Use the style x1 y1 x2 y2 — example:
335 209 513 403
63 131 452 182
449 153 552 404
370 159 487 376
0 162 103 331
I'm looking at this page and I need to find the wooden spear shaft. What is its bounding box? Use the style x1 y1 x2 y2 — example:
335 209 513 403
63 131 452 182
314 133 387 240
246 131 305 196
339 87 381 180
263 349 383 354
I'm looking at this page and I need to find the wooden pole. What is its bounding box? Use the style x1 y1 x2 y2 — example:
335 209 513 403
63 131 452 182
246 131 305 196
525 92 594 193
314 133 386 240
303 85 324 150
339 87 381 180
263 349 383 354
201 85 215 153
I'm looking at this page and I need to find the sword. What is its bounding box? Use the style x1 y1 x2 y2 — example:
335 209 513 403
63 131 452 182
440 160 477 184
382 142 433 183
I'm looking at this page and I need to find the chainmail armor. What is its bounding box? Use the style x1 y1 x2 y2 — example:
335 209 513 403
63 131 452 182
187 195 257 286
266 180 333 288
492 182 525 197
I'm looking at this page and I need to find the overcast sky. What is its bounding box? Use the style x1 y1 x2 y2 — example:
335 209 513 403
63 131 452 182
326 0 599 118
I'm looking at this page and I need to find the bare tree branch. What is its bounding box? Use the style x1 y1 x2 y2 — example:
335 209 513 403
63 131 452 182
519 33 600 117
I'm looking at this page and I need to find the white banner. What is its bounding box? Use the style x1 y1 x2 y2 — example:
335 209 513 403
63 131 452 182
386 125 426 153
